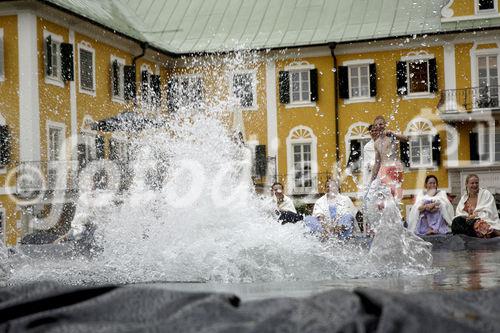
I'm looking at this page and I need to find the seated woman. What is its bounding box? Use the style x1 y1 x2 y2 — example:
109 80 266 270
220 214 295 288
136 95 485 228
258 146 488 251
308 179 358 240
270 182 302 224
408 175 454 235
452 174 500 238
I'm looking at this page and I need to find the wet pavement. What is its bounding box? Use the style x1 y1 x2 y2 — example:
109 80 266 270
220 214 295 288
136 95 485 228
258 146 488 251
156 249 500 301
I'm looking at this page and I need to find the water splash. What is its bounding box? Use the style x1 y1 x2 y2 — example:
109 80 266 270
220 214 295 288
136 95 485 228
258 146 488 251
5 108 432 285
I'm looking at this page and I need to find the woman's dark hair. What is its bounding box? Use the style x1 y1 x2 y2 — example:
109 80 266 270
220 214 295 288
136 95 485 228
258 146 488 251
368 124 373 131
451 217 477 237
271 182 283 189
424 175 438 187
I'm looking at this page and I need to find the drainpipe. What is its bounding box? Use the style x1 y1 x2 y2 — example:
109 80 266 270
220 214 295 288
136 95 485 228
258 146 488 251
329 43 340 165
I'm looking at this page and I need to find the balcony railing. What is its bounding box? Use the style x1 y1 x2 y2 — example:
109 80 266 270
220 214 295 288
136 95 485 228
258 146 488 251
438 86 500 113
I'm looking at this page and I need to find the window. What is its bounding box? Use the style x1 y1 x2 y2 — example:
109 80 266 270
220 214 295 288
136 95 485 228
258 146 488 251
47 123 65 189
0 29 4 81
109 137 128 162
405 118 438 168
77 133 96 171
48 126 63 161
78 43 95 93
477 55 499 108
409 135 432 166
345 122 371 172
477 0 497 12
473 126 500 163
293 143 312 189
338 61 376 102
168 75 203 110
407 60 429 93
111 57 125 101
141 66 153 105
286 126 318 194
397 53 437 97
279 62 318 106
44 31 63 84
290 70 310 103
231 71 257 109
349 65 370 98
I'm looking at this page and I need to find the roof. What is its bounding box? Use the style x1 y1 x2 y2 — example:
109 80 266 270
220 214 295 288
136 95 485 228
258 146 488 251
43 0 489 54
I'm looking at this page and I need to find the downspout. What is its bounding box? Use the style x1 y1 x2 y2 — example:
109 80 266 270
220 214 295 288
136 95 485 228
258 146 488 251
329 43 340 165
133 42 148 66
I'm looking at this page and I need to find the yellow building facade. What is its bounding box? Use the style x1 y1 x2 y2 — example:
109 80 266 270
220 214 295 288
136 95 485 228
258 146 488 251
2 0 500 244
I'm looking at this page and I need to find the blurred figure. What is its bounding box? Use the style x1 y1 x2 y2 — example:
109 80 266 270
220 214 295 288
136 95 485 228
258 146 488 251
312 179 358 240
370 115 408 203
408 175 454 235
270 182 302 224
361 125 378 192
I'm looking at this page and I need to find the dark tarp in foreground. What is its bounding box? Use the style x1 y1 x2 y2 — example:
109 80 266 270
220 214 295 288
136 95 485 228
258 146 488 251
1 282 500 332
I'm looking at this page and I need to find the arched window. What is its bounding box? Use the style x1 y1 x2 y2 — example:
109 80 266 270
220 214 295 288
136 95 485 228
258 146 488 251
405 118 438 168
345 122 371 172
286 126 318 194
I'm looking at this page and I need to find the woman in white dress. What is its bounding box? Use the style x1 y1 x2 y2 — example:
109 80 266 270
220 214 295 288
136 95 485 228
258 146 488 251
408 175 454 235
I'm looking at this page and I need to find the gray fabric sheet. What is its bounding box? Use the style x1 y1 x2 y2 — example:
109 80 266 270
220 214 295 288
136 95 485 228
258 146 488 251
1 282 499 332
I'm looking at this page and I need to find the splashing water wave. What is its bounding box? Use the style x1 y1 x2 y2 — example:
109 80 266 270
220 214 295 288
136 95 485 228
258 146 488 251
5 107 433 285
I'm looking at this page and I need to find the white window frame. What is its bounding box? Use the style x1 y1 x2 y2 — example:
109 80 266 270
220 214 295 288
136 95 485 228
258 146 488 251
343 59 375 104
110 55 125 103
46 121 66 190
0 29 4 82
286 125 318 195
475 0 498 14
404 118 436 169
43 30 64 88
284 62 316 109
78 41 96 95
400 52 435 99
229 70 258 110
172 74 204 108
345 122 371 172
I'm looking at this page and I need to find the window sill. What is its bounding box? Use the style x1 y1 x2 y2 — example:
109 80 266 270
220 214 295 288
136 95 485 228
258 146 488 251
402 93 436 100
343 97 376 105
45 76 65 88
79 88 96 97
285 102 317 109
409 165 438 171
112 96 125 104
240 106 258 111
